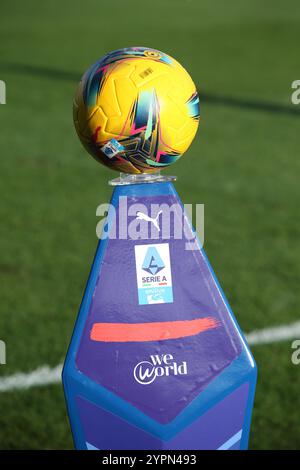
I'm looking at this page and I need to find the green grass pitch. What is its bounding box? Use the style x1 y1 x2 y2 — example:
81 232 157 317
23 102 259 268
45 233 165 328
0 0 299 449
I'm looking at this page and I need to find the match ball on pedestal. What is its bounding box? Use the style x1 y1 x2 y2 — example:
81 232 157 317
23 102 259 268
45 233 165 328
73 47 200 174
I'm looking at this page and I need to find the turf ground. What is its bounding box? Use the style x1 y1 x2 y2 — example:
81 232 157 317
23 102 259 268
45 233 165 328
0 0 300 449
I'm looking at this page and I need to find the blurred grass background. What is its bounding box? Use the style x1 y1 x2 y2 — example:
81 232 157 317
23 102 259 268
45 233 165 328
0 0 299 449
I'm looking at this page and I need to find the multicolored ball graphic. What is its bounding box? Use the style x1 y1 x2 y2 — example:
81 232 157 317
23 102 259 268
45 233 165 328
73 47 200 174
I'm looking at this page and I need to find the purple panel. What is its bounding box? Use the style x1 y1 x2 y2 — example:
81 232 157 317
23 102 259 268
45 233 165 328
76 383 249 450
76 195 242 423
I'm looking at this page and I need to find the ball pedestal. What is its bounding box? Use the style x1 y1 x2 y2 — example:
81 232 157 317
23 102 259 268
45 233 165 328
63 174 257 450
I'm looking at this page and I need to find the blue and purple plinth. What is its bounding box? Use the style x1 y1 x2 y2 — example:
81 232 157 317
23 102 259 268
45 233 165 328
63 174 257 450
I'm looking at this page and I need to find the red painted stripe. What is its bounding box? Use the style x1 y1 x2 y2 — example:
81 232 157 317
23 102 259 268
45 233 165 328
90 317 219 343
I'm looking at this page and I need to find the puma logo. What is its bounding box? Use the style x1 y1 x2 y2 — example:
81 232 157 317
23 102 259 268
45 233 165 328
136 211 162 232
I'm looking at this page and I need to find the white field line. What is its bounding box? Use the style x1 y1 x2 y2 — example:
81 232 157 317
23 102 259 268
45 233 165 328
0 364 63 393
0 321 300 393
246 320 300 346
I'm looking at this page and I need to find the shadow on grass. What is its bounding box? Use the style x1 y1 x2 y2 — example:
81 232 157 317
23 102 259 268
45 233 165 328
1 62 300 117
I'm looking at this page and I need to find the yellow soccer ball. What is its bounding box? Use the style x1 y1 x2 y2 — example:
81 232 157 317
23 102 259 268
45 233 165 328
73 47 200 174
